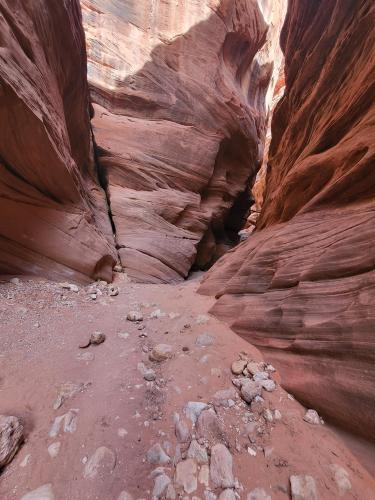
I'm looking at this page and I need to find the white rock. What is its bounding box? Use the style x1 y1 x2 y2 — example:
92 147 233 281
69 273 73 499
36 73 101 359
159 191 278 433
127 311 143 322
253 372 269 382
247 488 271 500
246 362 264 375
274 410 282 420
83 446 116 479
47 442 61 458
303 409 321 425
49 410 78 438
195 333 215 347
19 454 31 468
10 277 20 285
261 379 276 392
183 402 209 424
175 458 197 494
210 444 234 488
166 483 177 499
21 484 55 500
290 475 317 500
330 464 351 496
196 314 210 325
150 309 166 319
118 332 130 339
213 388 237 408
263 409 273 423
118 428 128 438
204 492 217 500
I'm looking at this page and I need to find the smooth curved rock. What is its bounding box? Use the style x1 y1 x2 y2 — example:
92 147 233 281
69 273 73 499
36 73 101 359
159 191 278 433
81 0 287 282
200 0 375 441
0 0 117 282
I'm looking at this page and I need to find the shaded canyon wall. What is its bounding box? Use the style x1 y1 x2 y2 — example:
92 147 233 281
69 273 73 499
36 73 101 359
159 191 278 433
200 0 375 440
0 0 116 282
81 0 287 282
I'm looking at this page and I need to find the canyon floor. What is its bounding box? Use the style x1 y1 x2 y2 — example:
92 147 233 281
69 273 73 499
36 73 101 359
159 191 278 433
1 272 374 500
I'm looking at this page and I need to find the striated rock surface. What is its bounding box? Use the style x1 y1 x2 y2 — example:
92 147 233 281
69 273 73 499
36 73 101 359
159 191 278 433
0 0 116 282
82 0 287 282
200 0 375 440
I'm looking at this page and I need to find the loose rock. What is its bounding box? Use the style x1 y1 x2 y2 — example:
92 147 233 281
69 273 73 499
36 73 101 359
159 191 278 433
0 415 24 468
183 402 209 424
210 444 234 488
149 344 173 362
147 443 171 465
175 418 191 444
303 409 321 425
187 439 208 464
153 473 171 498
175 458 197 494
84 446 116 479
195 333 215 347
47 442 61 458
290 475 317 500
127 311 143 322
231 360 247 375
261 379 276 392
196 409 226 446
240 381 262 403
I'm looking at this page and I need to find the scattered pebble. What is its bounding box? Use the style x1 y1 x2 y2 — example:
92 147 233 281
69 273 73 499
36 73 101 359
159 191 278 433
127 311 143 322
303 409 321 425
47 442 61 458
247 487 271 500
240 381 262 403
149 344 173 362
195 333 215 347
290 475 317 500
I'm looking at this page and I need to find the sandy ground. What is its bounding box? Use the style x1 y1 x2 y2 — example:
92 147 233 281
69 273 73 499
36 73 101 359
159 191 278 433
0 272 374 499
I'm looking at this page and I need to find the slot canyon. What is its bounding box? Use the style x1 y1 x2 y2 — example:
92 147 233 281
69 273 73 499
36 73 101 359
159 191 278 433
0 1 374 499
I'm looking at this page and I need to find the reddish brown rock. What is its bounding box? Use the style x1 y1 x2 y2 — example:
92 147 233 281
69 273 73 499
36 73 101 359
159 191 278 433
0 0 116 282
200 0 375 440
82 0 286 282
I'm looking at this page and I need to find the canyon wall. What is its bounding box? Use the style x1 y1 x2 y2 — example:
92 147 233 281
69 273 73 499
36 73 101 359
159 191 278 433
81 0 287 283
200 0 375 440
0 0 116 282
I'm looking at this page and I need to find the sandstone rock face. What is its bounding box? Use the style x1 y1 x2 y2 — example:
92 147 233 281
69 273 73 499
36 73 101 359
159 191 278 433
0 0 116 282
200 0 375 440
81 0 286 282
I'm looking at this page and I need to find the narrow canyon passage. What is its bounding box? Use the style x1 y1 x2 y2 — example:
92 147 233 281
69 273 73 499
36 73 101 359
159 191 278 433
0 0 375 499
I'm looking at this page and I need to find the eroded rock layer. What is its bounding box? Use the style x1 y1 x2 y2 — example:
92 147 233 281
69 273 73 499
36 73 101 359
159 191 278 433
200 0 375 440
0 0 116 282
82 0 286 282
